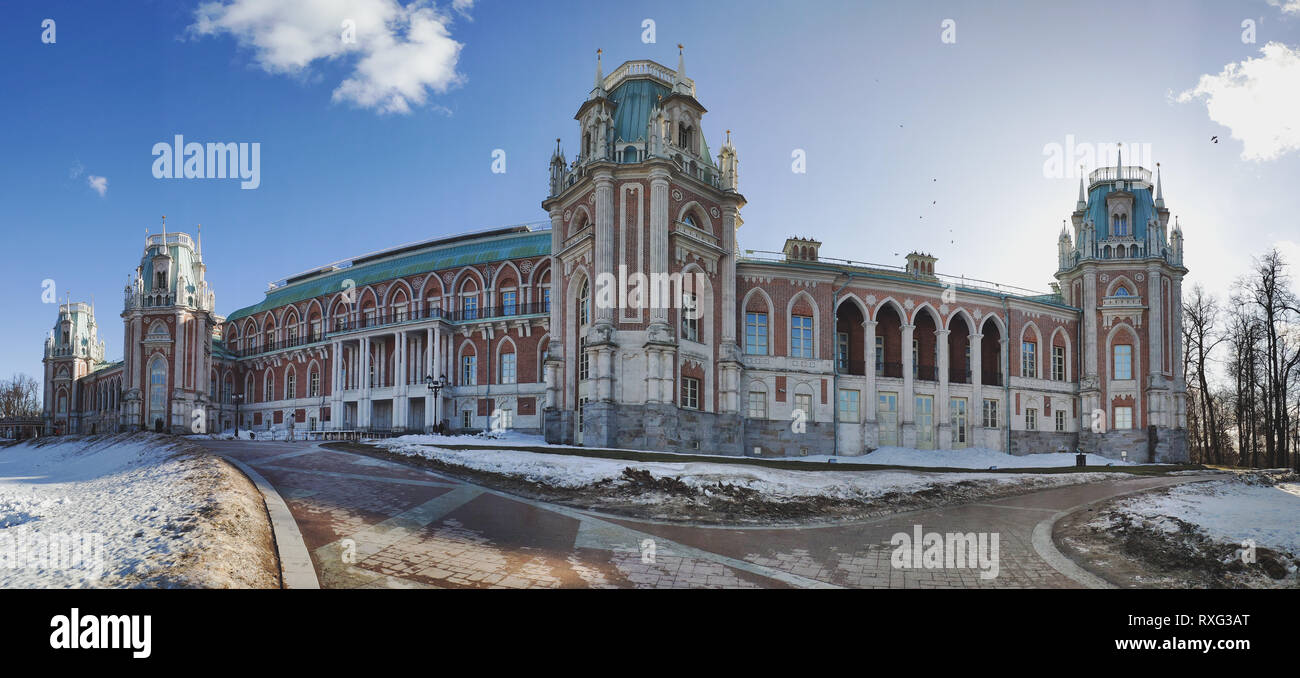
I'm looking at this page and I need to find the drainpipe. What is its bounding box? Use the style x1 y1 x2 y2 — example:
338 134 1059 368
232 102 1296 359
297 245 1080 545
831 273 860 457
1001 293 1012 454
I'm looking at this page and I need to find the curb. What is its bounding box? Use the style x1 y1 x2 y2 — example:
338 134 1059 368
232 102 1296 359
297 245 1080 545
219 454 321 590
1030 476 1218 589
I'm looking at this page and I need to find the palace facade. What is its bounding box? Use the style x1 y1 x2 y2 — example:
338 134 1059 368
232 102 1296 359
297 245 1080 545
41 53 1188 461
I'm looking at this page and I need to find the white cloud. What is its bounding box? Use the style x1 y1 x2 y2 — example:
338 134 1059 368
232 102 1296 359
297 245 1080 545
191 0 465 114
1267 0 1300 15
1177 42 1300 161
88 175 108 197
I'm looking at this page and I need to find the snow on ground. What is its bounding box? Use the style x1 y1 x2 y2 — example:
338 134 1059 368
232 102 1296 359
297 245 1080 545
1092 473 1300 557
380 433 1139 469
834 446 1139 469
1 434 224 587
376 439 1125 501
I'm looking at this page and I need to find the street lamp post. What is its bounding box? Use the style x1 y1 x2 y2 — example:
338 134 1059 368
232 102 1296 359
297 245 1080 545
425 373 447 434
233 393 244 439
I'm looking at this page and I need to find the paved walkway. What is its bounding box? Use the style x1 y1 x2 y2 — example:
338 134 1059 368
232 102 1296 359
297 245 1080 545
200 440 1209 589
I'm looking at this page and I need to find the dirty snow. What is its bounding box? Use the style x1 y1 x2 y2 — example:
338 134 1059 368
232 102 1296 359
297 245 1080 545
376 439 1125 501
382 433 1140 469
1 434 220 587
1092 474 1300 557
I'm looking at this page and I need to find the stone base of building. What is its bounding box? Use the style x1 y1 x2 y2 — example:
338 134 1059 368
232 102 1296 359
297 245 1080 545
743 418 836 457
1078 427 1188 464
1009 431 1080 456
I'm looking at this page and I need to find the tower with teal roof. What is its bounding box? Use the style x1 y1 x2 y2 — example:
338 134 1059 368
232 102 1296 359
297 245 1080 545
1056 151 1188 461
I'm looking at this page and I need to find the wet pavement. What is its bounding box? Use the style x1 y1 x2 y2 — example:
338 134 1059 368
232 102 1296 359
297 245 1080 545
198 440 1209 589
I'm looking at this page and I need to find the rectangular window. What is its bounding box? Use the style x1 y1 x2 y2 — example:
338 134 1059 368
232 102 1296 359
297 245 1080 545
309 371 320 397
982 398 999 428
542 288 551 312
502 291 517 316
461 355 477 386
288 326 299 344
463 296 478 320
790 315 813 358
1026 407 1038 430
877 392 899 446
1055 409 1066 432
682 377 700 410
836 332 849 370
500 353 517 384
745 312 768 355
1052 345 1065 381
310 320 322 341
950 397 968 446
1022 341 1037 378
914 394 933 447
875 336 884 375
1114 406 1133 430
795 393 813 423
394 304 407 323
1114 345 1132 380
579 338 590 381
286 374 296 399
839 389 860 423
747 390 767 419
682 293 699 342
462 410 473 429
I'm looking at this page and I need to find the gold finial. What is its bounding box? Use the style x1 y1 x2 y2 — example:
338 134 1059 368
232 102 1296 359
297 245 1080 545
677 43 683 51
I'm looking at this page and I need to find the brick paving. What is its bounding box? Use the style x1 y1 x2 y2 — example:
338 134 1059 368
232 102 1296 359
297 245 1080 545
199 440 1204 589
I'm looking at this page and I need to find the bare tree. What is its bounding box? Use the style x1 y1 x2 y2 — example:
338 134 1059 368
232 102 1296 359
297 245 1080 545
0 373 41 419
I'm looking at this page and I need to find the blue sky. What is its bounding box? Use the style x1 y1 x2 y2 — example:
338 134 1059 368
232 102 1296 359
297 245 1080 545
2 0 1299 384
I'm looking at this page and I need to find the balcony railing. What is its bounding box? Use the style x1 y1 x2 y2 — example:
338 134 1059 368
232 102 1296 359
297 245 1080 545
982 370 1003 386
837 360 867 376
949 368 970 384
879 362 903 378
915 364 937 382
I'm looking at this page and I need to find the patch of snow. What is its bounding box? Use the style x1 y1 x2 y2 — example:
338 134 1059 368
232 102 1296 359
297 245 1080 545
1097 474 1300 556
375 440 1124 501
833 446 1140 469
0 434 210 588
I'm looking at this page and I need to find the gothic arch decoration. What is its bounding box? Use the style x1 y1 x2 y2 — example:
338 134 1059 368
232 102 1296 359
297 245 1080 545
494 335 518 384
490 260 523 292
675 200 714 234
456 339 479 386
910 302 942 329
147 319 170 339
945 308 977 333
1104 322 1141 381
741 287 775 355
568 204 593 238
835 292 870 319
383 278 415 308
1019 321 1044 379
677 262 714 346
536 332 551 383
1105 275 1138 298
786 290 820 359
872 297 907 323
1049 326 1073 381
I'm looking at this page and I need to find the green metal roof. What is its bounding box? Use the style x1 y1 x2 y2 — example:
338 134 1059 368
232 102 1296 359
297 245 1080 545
608 78 715 168
225 230 551 322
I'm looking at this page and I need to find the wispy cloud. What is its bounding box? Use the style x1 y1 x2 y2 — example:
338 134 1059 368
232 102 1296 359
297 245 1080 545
1176 42 1300 161
1266 0 1300 15
88 175 108 197
190 0 466 115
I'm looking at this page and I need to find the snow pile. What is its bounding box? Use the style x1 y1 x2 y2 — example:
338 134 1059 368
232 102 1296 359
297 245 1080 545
0 434 215 588
376 440 1124 501
382 430 552 447
844 446 1139 469
1096 473 1300 556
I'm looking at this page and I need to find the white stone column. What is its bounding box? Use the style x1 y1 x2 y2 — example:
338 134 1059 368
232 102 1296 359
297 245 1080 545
901 322 915 426
593 171 615 327
862 320 878 423
970 332 984 436
1146 265 1163 379
936 328 951 449
648 168 671 331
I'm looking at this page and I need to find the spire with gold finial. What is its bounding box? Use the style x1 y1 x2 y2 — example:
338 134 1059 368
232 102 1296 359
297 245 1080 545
1076 165 1087 210
673 44 690 94
589 48 606 100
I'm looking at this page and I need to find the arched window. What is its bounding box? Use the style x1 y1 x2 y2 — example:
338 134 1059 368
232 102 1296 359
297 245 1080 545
579 280 591 326
286 370 297 399
264 372 275 401
309 370 320 397
499 351 517 384
1114 286 1130 297
682 214 698 229
1113 344 1133 380
148 357 167 428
